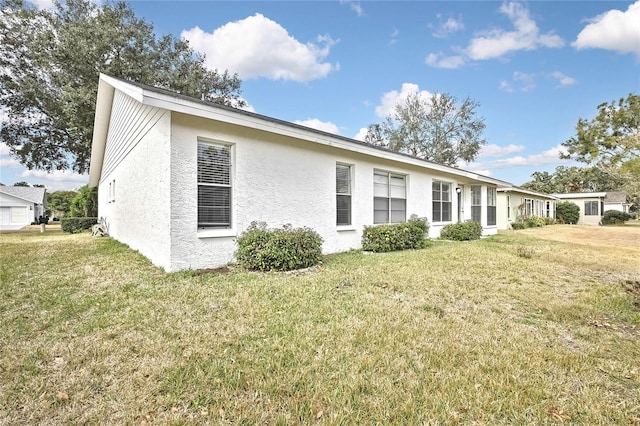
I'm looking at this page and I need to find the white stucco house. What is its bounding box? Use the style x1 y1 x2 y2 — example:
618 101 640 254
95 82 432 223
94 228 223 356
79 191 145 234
553 191 630 225
0 186 47 231
496 186 557 229
88 74 505 272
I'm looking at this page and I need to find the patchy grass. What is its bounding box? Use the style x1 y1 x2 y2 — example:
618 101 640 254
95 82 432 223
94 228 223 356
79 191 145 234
1 226 639 424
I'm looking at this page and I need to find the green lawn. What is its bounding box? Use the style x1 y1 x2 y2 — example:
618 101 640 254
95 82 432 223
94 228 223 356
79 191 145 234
1 226 639 424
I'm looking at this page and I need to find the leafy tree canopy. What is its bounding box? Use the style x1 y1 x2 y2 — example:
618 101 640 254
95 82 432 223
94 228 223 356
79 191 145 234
69 186 97 217
559 93 640 210
521 166 626 194
364 93 486 166
561 93 639 171
47 190 77 215
1 0 245 174
13 181 30 187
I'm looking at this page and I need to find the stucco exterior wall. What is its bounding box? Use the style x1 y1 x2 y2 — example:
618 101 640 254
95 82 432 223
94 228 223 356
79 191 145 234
564 198 603 225
166 113 497 271
97 89 173 270
496 191 556 229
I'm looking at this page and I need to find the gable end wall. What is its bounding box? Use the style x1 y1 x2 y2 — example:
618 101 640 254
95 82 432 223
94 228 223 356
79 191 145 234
97 89 172 269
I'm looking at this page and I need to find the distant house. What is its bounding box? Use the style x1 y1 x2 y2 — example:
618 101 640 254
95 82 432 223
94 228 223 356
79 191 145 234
603 191 631 214
88 74 506 272
0 186 47 231
553 191 629 225
496 186 558 230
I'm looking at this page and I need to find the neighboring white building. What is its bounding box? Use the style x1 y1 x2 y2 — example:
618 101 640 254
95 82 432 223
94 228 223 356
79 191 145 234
496 186 558 230
553 191 630 225
553 192 607 225
603 191 631 214
88 74 505 272
0 186 47 231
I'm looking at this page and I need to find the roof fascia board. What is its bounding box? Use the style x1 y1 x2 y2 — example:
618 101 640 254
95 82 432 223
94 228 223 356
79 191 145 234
88 76 116 187
553 192 608 198
140 89 503 186
497 187 559 199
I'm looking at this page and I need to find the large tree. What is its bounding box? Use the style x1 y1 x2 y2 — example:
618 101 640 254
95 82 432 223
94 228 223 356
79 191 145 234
560 94 639 203
561 93 639 173
0 0 245 174
47 190 77 217
521 166 626 194
364 93 486 166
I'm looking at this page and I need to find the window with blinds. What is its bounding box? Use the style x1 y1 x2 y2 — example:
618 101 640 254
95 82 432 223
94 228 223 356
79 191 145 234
374 170 406 224
432 180 452 222
471 185 482 223
336 164 352 226
487 187 496 226
197 141 231 228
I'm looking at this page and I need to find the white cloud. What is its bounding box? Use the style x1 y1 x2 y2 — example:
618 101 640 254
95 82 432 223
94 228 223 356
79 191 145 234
432 15 465 38
425 53 466 69
478 143 526 158
374 83 433 118
0 142 11 156
19 169 88 191
573 1 640 58
499 71 536 93
468 144 571 170
390 28 399 45
551 71 577 87
232 98 255 113
340 0 363 17
426 2 564 68
0 157 21 168
294 118 340 135
28 0 56 9
465 167 493 177
181 14 339 82
468 3 564 60
353 127 369 141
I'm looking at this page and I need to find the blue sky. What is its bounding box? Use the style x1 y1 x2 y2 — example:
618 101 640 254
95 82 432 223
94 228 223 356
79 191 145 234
1 0 639 190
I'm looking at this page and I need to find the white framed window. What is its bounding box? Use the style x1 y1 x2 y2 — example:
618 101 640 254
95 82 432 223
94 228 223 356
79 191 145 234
524 198 534 216
487 187 496 226
584 200 598 216
471 185 481 223
108 179 116 203
432 180 452 222
373 170 406 224
507 195 511 220
197 140 232 229
336 163 352 226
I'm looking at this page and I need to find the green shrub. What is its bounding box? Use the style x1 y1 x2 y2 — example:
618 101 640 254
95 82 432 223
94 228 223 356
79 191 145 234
524 216 546 228
61 217 98 233
439 220 482 241
543 217 556 225
235 222 323 271
511 222 526 230
361 216 429 252
556 202 580 224
601 210 631 225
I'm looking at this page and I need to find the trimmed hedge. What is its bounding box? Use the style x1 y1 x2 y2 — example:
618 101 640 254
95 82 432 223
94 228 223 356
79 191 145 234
602 210 631 225
556 202 580 224
361 216 429 252
235 222 323 271
440 220 482 241
61 217 98 233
